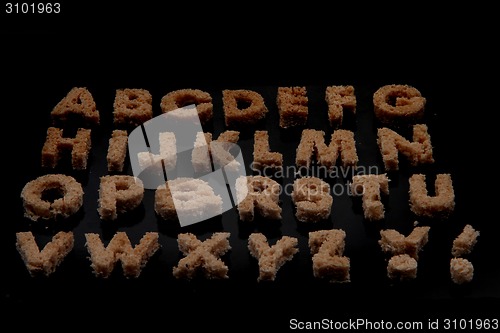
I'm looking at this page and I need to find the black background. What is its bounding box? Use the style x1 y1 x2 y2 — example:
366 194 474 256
2 3 499 331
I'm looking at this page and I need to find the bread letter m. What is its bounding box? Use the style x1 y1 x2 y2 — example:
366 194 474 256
128 105 247 226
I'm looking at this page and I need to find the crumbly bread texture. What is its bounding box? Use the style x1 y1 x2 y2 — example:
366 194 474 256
309 229 350 283
253 130 283 170
235 176 281 221
173 232 231 280
85 232 160 278
377 124 434 171
16 231 74 277
387 254 418 280
277 86 308 128
42 127 92 170
160 89 213 124
190 131 241 173
51 87 100 125
210 130 241 172
222 89 268 127
373 84 425 124
215 131 240 143
21 174 84 221
292 177 333 222
405 226 431 259
113 88 153 127
409 173 455 218
309 229 345 255
325 85 356 127
155 178 223 222
107 130 128 172
248 233 299 282
379 229 406 255
296 129 358 169
97 176 144 221
154 180 177 220
137 132 176 172
450 258 474 284
379 226 430 260
452 224 479 257
192 132 213 173
350 174 389 221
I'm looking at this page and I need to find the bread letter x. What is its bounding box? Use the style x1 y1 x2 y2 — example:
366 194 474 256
173 232 231 279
